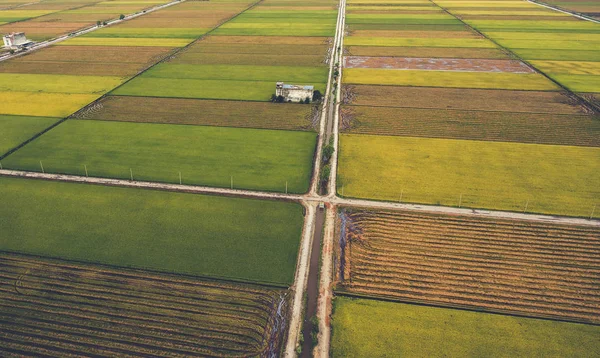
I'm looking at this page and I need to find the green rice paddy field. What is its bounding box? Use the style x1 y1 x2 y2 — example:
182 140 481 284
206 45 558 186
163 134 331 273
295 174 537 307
0 176 303 285
338 134 600 217
2 120 317 193
331 297 600 358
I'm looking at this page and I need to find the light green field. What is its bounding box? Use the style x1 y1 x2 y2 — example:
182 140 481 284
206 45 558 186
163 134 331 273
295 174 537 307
454 10 567 16
0 115 59 155
337 134 600 217
3 120 317 193
487 32 600 41
467 20 600 32
0 74 123 94
495 39 600 51
0 176 303 285
0 92 100 117
547 74 600 93
332 297 600 358
113 77 324 101
213 23 334 36
436 1 536 8
344 69 557 91
144 63 328 83
57 37 192 47
345 37 496 48
85 27 209 38
531 61 600 75
511 49 600 61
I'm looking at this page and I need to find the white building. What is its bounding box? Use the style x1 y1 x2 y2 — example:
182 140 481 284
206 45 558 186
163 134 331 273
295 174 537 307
276 82 314 103
3 32 33 49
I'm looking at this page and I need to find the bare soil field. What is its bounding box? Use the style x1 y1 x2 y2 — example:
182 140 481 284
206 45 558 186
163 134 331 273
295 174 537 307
343 56 534 73
346 46 509 59
0 253 287 357
340 105 600 147
336 209 600 324
74 95 318 131
344 85 589 114
20 46 175 64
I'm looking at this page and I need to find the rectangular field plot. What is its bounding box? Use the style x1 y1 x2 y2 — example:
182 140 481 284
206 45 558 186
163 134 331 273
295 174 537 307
76 95 318 131
0 73 123 94
344 37 496 48
0 115 59 155
341 106 600 147
0 177 304 284
344 69 557 90
336 209 600 323
2 120 316 193
346 46 509 59
337 135 600 217
331 298 600 358
345 86 588 114
0 253 287 356
0 92 99 117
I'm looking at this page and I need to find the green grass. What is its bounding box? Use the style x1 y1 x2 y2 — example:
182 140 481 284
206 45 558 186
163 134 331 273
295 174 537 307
0 92 100 117
547 74 600 92
0 74 123 94
84 27 209 38
332 297 600 358
337 134 600 217
113 77 325 101
345 37 496 48
0 176 303 285
466 20 600 32
511 49 600 61
0 115 60 155
344 69 557 91
144 63 328 83
3 120 316 193
212 23 335 36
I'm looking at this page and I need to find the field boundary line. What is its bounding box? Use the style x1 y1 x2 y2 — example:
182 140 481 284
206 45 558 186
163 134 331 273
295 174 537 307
528 0 600 23
1 169 598 227
430 0 600 114
334 291 600 326
343 103 591 116
284 202 316 357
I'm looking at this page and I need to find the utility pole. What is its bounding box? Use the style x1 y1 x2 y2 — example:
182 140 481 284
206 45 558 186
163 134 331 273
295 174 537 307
286 181 288 194
179 171 182 185
399 189 403 203
524 199 529 212
130 168 133 181
591 204 596 220
84 164 88 177
458 193 462 208
39 161 44 173
231 176 233 189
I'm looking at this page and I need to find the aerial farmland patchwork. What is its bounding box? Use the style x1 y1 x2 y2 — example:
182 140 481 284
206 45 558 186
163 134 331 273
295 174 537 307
0 0 598 356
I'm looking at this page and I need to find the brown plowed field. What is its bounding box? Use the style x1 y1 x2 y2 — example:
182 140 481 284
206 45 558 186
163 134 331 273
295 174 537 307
345 85 588 114
171 53 325 67
0 253 286 357
74 95 317 131
20 46 175 64
343 56 534 73
341 105 600 146
346 46 509 59
336 209 600 324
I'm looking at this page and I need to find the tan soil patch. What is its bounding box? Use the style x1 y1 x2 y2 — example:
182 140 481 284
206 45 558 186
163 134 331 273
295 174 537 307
344 56 534 73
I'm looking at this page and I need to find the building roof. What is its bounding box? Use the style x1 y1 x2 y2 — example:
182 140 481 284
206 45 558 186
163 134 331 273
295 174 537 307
282 84 314 90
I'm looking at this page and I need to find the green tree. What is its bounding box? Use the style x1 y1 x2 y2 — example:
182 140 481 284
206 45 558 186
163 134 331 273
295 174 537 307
119 14 125 20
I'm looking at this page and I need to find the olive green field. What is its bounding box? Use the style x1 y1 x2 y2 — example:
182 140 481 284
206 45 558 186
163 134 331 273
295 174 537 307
0 176 303 285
